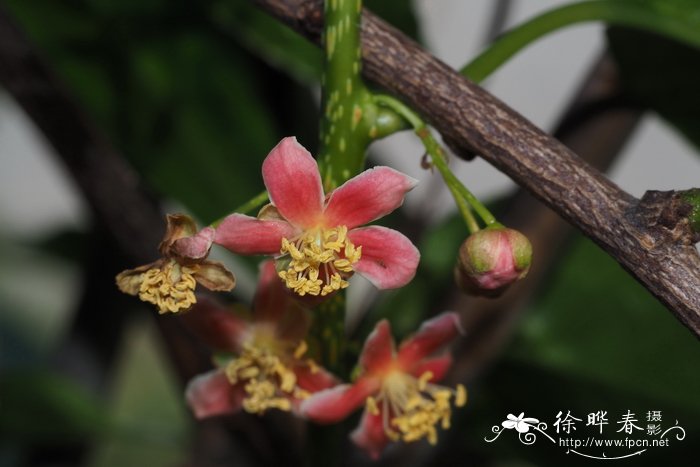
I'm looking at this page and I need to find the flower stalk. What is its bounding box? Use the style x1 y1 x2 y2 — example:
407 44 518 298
373 94 499 233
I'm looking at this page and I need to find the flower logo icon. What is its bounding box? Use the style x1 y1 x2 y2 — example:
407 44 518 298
502 413 540 433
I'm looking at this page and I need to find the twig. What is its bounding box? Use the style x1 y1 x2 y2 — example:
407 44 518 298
253 0 700 337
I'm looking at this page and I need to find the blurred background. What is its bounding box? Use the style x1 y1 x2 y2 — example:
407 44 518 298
1 0 699 466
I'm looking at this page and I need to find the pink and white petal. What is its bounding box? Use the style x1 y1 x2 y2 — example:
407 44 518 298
214 214 296 255
358 320 395 374
185 369 243 419
409 353 453 382
350 409 390 460
398 312 463 365
324 166 418 229
194 261 235 291
173 226 215 259
180 296 250 352
348 226 420 290
293 363 340 393
262 137 324 228
300 377 379 424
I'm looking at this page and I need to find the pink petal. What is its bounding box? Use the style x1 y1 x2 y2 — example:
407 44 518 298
293 364 340 393
214 213 296 255
409 353 453 382
350 409 390 460
172 226 215 259
397 312 463 366
348 226 420 289
300 377 379 424
262 137 324 228
181 296 249 352
358 320 395 374
185 369 243 419
323 166 418 229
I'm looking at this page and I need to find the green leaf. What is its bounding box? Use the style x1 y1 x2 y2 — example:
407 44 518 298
608 26 700 151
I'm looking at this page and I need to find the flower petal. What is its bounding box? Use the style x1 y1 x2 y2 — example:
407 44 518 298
409 353 453 382
262 137 324 228
173 226 215 260
502 420 517 429
300 377 379 424
293 363 340 393
194 261 235 291
215 213 296 255
398 312 463 365
350 409 390 460
185 369 243 419
348 226 420 290
324 166 418 229
115 263 154 295
358 320 395 374
180 296 249 352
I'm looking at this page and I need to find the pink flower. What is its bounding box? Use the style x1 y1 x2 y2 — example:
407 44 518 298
184 261 338 418
214 137 420 297
300 313 466 459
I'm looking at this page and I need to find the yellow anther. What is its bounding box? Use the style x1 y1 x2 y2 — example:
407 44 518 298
366 396 380 416
225 343 311 415
294 340 308 359
278 225 361 296
368 370 466 446
455 384 467 407
138 260 197 314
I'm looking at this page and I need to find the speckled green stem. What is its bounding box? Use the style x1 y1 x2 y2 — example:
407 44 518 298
681 188 700 234
318 0 368 189
317 0 406 190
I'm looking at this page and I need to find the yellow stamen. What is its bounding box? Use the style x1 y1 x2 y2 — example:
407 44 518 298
226 342 312 415
138 260 197 314
364 371 467 445
278 225 362 296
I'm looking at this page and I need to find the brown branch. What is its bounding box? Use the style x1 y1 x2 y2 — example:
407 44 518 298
253 0 700 337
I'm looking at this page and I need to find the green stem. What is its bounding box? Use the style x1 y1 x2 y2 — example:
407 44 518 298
210 190 268 227
461 0 700 83
318 0 371 190
681 188 700 234
373 95 497 231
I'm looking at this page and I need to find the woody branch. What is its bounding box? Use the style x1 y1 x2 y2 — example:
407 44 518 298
253 0 700 337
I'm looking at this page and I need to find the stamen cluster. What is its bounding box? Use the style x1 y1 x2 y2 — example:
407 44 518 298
139 260 198 313
278 225 362 296
367 371 467 444
226 342 312 414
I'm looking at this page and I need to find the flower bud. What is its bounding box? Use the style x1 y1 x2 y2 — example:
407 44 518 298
454 227 532 297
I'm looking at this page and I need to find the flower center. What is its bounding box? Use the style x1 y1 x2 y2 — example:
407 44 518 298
277 225 362 296
225 342 311 415
365 371 467 445
139 260 198 314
